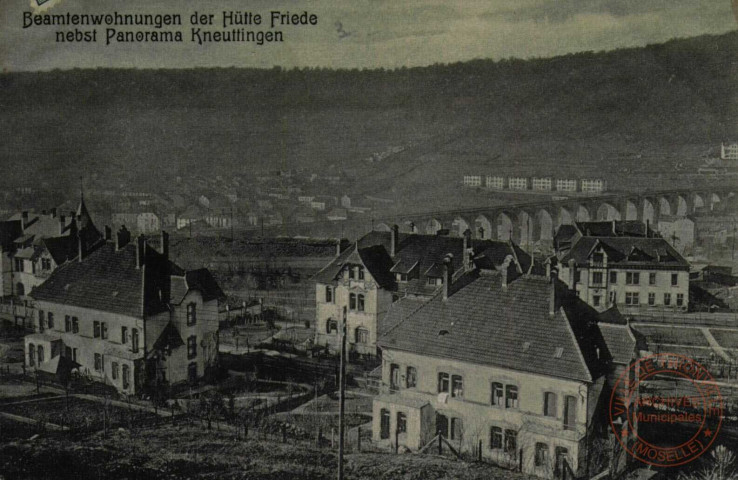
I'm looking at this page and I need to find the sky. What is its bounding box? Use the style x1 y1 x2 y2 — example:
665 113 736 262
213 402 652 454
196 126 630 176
0 0 736 71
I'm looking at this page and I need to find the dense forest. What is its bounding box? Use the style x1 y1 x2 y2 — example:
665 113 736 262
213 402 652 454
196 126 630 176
0 30 736 194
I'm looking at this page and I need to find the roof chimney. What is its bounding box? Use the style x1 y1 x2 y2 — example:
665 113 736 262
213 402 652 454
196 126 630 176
549 283 556 317
77 233 84 262
21 211 28 228
463 229 472 271
390 224 399 257
160 230 169 260
568 259 577 291
104 225 112 241
545 258 552 281
611 220 616 235
335 238 341 257
115 226 131 251
442 255 452 301
59 214 66 235
501 255 513 289
136 234 146 269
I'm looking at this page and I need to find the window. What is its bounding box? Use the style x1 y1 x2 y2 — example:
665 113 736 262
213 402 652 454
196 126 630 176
406 366 417 388
592 272 603 285
355 327 369 344
349 293 357 310
672 273 679 287
188 362 198 383
132 328 139 352
187 335 197 359
111 362 119 380
609 271 617 284
101 322 108 340
592 253 604 264
593 295 601 307
491 382 503 406
94 321 101 338
677 294 684 307
564 395 577 430
535 443 549 467
122 365 130 389
574 270 581 283
72 348 77 362
648 293 655 306
72 317 79 333
65 315 71 332
649 272 657 285
28 344 35 366
348 267 355 279
326 319 338 334
451 417 463 440
94 353 102 371
625 292 639 305
47 312 54 329
397 412 407 434
626 272 640 285
121 326 128 344
504 429 517 455
14 258 23 272
358 266 365 280
609 291 616 305
380 409 390 439
325 285 333 303
664 293 671 306
357 294 365 312
37 345 44 364
187 303 197 326
397 273 408 283
544 392 557 417
42 258 51 270
390 363 400 390
490 426 503 449
505 385 519 409
438 372 450 393
38 310 45 331
451 375 463 398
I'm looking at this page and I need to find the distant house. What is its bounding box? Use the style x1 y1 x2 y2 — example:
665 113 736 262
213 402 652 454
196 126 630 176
721 142 738 160
177 205 204 230
27 230 224 394
326 208 348 221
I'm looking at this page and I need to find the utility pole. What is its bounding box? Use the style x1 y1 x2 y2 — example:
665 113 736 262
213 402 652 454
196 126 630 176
337 306 347 480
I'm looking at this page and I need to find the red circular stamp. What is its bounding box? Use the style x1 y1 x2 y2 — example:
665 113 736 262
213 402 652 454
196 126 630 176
608 353 723 467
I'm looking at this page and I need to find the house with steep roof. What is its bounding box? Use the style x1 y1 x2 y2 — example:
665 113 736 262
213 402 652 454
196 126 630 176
372 265 625 478
555 223 690 313
26 228 224 394
313 226 535 357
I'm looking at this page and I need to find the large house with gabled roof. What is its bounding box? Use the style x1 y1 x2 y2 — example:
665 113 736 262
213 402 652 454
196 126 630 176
312 226 536 357
372 262 632 478
25 227 224 394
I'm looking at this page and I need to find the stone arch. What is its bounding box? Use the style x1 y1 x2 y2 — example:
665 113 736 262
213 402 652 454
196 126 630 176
642 198 656 224
375 222 391 232
692 193 705 212
425 218 443 235
534 208 555 243
557 207 573 227
452 216 471 237
710 193 722 210
596 203 621 221
474 215 493 239
495 212 516 241
675 196 689 217
576 205 592 222
624 200 639 221
658 197 672 216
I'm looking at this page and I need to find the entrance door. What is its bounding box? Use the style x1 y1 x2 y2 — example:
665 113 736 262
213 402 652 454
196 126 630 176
380 409 390 439
436 413 449 438
555 447 569 479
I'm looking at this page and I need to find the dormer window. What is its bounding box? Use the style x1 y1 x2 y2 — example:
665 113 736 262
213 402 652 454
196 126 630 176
592 252 604 264
396 273 408 283
358 266 365 280
427 277 442 286
348 266 356 280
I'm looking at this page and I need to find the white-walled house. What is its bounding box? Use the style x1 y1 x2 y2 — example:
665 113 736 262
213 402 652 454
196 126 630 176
373 268 625 479
26 228 224 394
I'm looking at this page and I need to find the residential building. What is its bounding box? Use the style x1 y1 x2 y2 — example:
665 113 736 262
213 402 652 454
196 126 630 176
721 142 738 160
0 220 23 297
313 227 534 357
26 229 224 394
555 221 690 312
508 177 529 191
555 179 578 193
485 176 505 190
463 175 482 187
580 179 606 194
531 177 553 191
373 266 623 479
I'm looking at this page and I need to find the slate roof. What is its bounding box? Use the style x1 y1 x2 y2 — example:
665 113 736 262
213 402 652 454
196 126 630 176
378 296 428 337
379 272 609 383
575 221 655 238
41 235 79 265
312 243 396 290
184 269 226 303
599 323 637 365
151 322 185 352
561 237 689 270
0 220 23 251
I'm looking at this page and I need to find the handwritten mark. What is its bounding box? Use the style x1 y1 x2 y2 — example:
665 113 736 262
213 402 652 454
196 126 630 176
335 21 351 39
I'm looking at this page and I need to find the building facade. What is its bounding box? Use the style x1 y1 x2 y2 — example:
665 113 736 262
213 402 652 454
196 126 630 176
26 229 224 394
